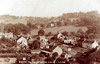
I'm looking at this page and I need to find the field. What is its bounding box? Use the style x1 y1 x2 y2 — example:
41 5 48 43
30 25 88 35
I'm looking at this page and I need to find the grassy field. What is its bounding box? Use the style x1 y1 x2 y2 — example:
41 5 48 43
30 25 88 35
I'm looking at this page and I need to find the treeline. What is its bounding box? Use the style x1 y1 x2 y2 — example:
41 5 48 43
26 11 100 28
4 23 30 35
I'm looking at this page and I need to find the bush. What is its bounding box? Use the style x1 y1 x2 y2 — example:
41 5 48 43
38 29 45 36
56 21 62 27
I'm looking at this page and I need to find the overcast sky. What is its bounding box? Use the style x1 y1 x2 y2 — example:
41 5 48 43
0 0 100 17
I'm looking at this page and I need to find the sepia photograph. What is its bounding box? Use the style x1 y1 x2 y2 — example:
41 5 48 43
0 0 100 64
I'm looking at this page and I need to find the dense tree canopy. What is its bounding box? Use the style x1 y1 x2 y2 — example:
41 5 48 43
86 25 100 34
4 23 30 35
38 29 45 36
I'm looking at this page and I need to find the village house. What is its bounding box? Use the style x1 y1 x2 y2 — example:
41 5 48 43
0 32 13 39
17 36 28 49
4 32 13 39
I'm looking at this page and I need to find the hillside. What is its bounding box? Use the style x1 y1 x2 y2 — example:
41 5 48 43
0 15 27 25
0 11 99 25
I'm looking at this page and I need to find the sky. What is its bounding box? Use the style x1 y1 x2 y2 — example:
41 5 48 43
0 0 100 17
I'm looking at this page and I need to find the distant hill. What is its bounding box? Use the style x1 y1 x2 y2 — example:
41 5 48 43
0 11 99 25
0 15 27 25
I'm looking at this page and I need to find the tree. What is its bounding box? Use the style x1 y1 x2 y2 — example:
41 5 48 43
63 21 68 26
86 26 100 38
0 37 17 48
27 23 33 29
4 23 30 35
86 26 98 34
38 29 45 36
4 24 16 33
79 16 97 26
15 23 30 35
56 21 62 27
31 40 40 50
27 23 37 29
40 24 45 28
77 28 84 34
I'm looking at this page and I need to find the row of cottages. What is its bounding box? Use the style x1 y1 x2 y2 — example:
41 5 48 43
0 32 13 39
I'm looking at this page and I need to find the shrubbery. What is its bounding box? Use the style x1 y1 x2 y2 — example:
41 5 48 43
4 23 30 35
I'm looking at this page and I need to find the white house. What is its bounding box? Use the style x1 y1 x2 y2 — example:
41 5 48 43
51 23 55 27
0 32 13 39
17 37 28 48
92 40 98 48
4 32 13 39
52 46 63 56
40 36 48 49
